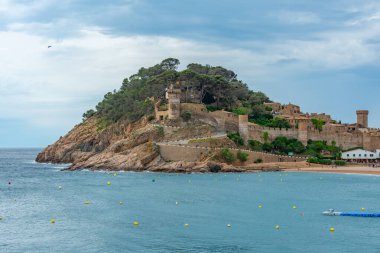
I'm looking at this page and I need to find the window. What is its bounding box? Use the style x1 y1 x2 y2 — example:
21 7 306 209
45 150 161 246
359 154 362 157
370 154 374 157
347 154 350 157
353 154 356 157
364 154 367 157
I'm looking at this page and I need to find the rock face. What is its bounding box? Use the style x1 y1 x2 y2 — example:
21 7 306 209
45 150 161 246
36 116 217 172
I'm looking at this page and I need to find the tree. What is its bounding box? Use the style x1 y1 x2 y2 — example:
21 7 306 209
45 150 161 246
82 109 96 121
262 131 269 143
160 58 180 70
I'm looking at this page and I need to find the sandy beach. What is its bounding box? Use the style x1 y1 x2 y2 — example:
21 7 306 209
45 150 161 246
286 164 380 175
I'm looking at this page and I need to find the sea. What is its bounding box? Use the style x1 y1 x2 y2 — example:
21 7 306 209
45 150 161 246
0 148 379 253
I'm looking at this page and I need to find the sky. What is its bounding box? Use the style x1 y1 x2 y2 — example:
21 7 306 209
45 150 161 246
0 0 379 147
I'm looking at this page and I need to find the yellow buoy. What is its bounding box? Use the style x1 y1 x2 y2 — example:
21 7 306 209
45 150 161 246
330 227 335 232
175 201 179 205
275 225 280 230
258 204 263 208
119 201 123 205
113 173 117 177
51 218 55 224
58 186 62 190
227 224 231 228
361 207 366 211
292 205 297 209
107 181 111 186
184 223 189 227
133 221 139 226
84 200 91 204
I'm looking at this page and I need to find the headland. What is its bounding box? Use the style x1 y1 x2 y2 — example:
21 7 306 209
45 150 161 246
36 59 380 174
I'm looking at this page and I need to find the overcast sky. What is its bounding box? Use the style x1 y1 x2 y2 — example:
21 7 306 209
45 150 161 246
0 0 379 147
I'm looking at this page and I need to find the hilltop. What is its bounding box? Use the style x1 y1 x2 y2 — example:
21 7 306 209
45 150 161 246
36 58 380 172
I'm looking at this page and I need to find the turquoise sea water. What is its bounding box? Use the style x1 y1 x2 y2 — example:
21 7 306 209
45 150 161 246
0 148 380 252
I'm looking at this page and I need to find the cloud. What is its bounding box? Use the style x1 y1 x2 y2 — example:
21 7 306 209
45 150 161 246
1 0 380 146
274 10 321 25
1 16 379 128
0 0 54 19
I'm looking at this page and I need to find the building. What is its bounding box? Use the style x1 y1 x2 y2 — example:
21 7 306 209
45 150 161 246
154 83 380 151
154 82 181 121
341 149 380 162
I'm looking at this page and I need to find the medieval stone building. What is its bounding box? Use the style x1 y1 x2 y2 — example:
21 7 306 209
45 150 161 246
154 85 380 151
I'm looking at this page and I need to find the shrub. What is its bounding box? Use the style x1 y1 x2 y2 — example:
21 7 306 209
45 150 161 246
254 158 263 163
147 115 155 121
248 140 263 151
232 106 249 115
206 105 220 112
181 110 192 122
237 150 249 162
307 157 332 165
227 132 244 146
220 148 236 163
97 117 109 131
311 118 326 131
334 160 346 166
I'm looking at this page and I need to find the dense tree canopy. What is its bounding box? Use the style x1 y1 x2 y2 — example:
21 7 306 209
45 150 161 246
84 58 271 123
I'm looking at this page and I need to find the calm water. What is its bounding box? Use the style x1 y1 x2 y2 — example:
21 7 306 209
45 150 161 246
0 149 379 252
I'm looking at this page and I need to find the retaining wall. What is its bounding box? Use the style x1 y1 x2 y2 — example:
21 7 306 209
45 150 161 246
157 144 306 163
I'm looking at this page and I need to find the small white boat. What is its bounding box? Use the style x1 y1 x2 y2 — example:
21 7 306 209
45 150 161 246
322 209 342 216
322 209 380 217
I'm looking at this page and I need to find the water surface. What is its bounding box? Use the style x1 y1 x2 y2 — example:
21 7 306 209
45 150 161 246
0 149 379 252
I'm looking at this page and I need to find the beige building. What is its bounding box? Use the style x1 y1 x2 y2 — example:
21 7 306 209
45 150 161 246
155 85 380 151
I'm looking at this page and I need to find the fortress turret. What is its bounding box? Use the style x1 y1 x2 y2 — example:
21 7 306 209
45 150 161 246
356 110 369 129
166 81 181 120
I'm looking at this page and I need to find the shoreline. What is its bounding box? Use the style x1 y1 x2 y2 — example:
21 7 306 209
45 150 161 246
285 165 380 175
52 160 380 175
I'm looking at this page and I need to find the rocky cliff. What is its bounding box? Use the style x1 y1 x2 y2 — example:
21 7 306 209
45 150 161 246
36 116 224 172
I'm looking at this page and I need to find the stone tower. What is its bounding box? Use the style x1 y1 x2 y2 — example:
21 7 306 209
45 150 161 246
297 119 309 145
356 110 369 128
238 114 249 144
166 81 181 119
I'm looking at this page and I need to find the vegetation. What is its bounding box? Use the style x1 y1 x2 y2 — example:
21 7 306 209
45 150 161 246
82 109 96 121
85 58 270 124
307 157 332 165
248 137 342 159
220 148 236 163
248 140 263 151
249 114 291 129
334 160 346 166
227 132 244 146
232 107 249 115
311 118 326 131
237 150 249 162
254 158 263 163
181 111 192 122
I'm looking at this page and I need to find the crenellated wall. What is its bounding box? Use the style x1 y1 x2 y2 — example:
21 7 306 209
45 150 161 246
157 143 306 163
244 120 366 149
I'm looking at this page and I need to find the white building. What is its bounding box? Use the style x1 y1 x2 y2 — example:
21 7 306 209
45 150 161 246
341 149 380 160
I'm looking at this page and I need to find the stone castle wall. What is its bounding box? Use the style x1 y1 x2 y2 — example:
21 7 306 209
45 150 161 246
158 144 306 163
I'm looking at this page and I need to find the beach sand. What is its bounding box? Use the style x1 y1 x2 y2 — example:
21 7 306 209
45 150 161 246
286 165 380 175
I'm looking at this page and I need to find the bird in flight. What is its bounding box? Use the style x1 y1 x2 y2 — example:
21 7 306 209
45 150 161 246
48 45 52 48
